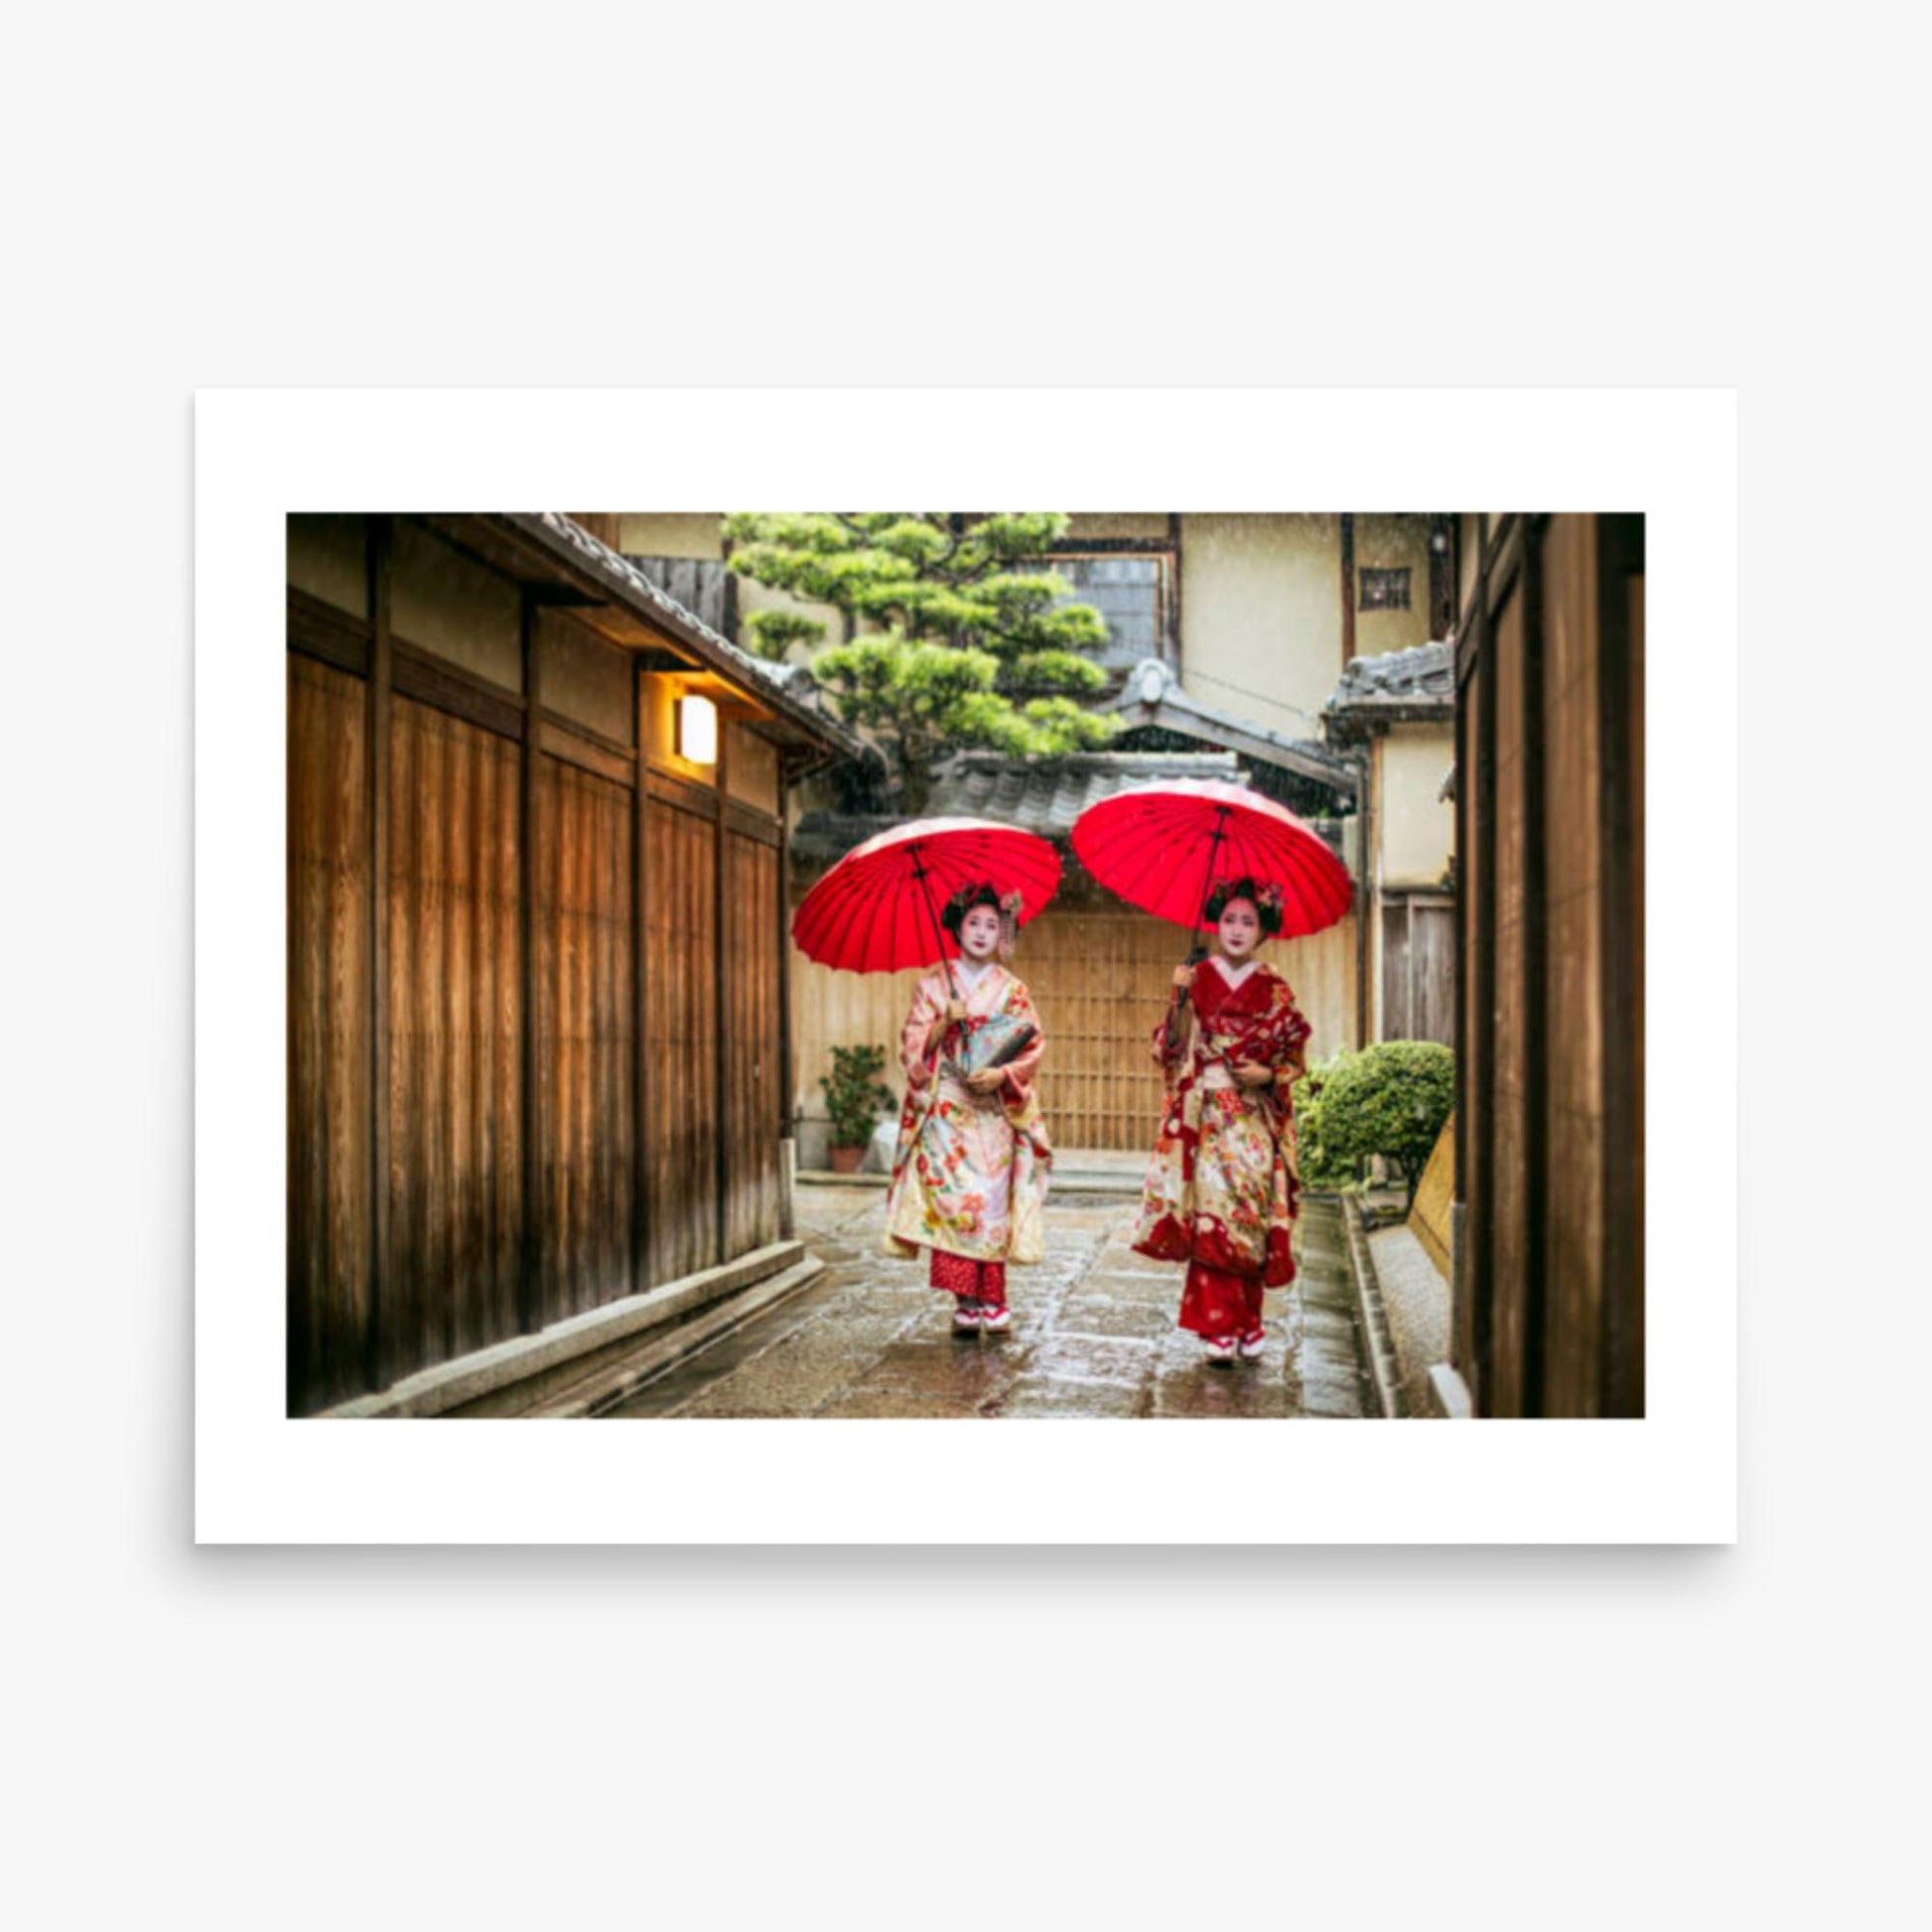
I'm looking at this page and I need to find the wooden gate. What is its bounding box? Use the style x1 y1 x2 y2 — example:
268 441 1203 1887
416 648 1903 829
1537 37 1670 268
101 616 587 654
1379 891 1456 1046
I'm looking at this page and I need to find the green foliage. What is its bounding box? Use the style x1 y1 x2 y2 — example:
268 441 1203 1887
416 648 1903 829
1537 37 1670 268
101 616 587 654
741 608 826 663
1001 648 1110 700
723 511 1118 804
1291 1052 1357 1191
1296 1041 1454 1205
819 1043 897 1150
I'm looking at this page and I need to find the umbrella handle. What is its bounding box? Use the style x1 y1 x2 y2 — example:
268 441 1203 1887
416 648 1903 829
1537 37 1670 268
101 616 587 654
1165 944 1209 1051
909 843 965 1055
1168 809 1231 1049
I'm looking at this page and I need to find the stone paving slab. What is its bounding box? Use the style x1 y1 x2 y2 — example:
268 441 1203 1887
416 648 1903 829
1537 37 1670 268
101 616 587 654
989 1375 1150 1420
600 1184 1370 1422
1049 1296 1177 1341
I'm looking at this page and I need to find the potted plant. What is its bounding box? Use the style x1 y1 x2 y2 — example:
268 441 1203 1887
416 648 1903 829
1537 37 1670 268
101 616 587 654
819 1043 897 1174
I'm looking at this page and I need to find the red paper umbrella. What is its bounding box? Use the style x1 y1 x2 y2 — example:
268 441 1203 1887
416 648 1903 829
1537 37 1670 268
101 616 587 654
792 816 1062 979
1070 778 1353 947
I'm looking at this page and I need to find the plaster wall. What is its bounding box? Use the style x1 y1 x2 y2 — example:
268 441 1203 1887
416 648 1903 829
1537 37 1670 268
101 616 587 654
1177 512 1343 739
1354 512 1437 656
1380 723 1456 889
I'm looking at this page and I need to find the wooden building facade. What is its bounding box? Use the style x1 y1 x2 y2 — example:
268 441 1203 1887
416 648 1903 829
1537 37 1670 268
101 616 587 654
1452 513 1645 1418
286 512 854 1417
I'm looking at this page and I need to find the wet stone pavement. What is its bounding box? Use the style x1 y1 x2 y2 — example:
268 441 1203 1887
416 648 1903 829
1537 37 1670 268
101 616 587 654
602 1182 1369 1421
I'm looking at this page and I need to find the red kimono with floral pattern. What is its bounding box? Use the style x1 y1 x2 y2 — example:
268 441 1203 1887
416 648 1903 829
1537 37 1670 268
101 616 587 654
1131 957 1311 1292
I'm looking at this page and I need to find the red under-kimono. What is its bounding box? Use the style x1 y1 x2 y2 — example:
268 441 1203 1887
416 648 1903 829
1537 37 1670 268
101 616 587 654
882 961 1052 1310
1131 955 1311 1338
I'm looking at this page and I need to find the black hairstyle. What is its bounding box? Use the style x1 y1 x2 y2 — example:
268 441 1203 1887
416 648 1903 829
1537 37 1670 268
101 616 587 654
1202 875 1284 937
941 881 1005 938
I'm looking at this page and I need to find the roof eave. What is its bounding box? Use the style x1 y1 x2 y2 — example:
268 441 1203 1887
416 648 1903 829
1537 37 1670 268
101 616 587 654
1323 697 1455 742
1109 675 1360 799
491 511 867 771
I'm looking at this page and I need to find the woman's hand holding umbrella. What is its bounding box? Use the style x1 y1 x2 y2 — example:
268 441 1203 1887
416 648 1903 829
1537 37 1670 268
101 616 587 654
1070 778 1354 1051
790 817 1061 1068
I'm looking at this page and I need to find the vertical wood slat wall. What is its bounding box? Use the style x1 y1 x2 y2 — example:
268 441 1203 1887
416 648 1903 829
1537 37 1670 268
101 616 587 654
726 833 784 1255
644 796 719 1288
1379 895 1457 1047
1453 514 1645 1418
534 759 634 1327
386 696 523 1383
1538 515 1604 1416
287 519 790 1416
1454 654 1486 1385
1488 589 1531 1417
287 656 372 1414
786 902 1358 1153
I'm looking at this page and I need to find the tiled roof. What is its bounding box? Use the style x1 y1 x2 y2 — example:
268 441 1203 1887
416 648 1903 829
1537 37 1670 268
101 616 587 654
789 750 1248 865
532 511 761 673
1326 640 1454 711
1112 655 1359 791
930 750 1245 836
510 513 867 762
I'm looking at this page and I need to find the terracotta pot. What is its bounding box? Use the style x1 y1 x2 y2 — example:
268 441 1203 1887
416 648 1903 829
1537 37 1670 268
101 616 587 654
828 1144 867 1174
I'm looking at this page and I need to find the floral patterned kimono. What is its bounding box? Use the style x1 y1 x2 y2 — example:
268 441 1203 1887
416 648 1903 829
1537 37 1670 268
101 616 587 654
883 961 1051 1310
1131 956 1311 1339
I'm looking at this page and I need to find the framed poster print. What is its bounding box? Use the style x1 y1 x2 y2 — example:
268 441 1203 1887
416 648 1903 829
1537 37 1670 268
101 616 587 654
196 387 1735 1543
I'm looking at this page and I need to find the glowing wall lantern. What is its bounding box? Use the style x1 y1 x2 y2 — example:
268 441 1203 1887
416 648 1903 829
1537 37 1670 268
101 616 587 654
677 691 718 765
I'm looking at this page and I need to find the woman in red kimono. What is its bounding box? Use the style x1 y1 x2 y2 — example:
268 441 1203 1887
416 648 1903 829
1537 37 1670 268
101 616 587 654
1131 876 1312 1363
883 883 1051 1334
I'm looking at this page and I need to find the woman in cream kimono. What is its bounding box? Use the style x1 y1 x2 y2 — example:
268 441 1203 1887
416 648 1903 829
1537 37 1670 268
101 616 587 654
1132 877 1311 1363
883 883 1051 1333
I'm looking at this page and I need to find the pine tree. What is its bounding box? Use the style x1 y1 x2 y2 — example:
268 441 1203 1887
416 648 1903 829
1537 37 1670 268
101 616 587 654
724 511 1117 809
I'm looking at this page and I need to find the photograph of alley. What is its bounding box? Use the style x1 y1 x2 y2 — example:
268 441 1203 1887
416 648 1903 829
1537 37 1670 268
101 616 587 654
287 509 1643 1421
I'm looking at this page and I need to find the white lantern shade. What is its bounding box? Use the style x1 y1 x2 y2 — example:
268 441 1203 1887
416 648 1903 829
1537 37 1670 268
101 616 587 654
677 692 718 764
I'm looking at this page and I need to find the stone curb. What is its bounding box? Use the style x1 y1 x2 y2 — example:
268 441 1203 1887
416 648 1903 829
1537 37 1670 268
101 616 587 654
539 1256 826 1418
1340 1195 1402 1421
1427 1362 1474 1420
321 1241 811 1419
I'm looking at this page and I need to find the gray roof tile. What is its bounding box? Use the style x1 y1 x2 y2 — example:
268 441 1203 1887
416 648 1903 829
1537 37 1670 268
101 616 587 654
789 750 1251 866
1326 639 1454 710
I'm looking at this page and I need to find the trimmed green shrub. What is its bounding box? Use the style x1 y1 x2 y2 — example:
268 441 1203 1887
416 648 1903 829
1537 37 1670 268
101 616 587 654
1313 1040 1454 1204
1291 1052 1358 1190
1294 1040 1454 1203
820 1043 897 1151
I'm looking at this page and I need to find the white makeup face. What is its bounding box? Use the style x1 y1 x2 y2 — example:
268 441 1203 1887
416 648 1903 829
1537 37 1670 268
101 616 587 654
959 904 1002 960
1217 898 1262 958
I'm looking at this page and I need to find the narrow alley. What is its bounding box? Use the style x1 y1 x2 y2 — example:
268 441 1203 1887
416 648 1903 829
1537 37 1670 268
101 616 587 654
602 1182 1367 1421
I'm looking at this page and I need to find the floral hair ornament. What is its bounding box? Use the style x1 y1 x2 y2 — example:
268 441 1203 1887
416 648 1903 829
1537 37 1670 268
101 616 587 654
998 890 1025 961
1203 875 1286 937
